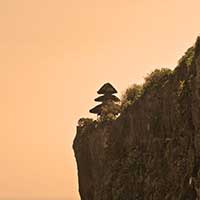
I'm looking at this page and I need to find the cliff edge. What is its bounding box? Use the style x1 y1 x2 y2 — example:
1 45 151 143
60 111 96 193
73 37 200 200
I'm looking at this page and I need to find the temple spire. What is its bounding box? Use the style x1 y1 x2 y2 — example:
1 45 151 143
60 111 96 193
89 83 120 118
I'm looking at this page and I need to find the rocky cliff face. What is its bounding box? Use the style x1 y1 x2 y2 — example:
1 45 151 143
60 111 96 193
73 37 200 200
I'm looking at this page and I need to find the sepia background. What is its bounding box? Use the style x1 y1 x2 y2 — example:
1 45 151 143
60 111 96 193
0 0 200 199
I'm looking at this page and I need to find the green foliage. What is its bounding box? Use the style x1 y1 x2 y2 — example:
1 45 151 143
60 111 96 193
177 80 185 97
178 46 195 67
195 36 200 57
99 101 121 122
121 69 172 110
78 118 94 127
143 68 172 91
121 84 143 110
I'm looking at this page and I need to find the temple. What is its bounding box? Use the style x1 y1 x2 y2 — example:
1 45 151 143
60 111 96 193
89 83 120 116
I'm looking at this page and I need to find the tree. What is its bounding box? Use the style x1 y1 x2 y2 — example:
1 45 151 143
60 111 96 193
121 84 143 110
143 68 172 90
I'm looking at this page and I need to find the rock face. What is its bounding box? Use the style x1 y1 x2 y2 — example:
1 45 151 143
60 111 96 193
73 38 200 200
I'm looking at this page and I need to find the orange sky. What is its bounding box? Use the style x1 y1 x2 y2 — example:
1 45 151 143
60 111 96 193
0 0 199 199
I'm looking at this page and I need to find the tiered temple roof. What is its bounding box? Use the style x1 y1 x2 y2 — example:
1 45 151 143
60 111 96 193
89 83 119 115
95 94 120 102
97 83 117 94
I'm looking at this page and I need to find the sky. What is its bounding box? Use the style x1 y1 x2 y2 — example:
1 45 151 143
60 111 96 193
0 0 200 199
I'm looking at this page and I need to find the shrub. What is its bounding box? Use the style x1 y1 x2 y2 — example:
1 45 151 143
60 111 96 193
121 68 172 111
78 118 94 127
143 68 172 91
178 46 195 67
121 84 143 110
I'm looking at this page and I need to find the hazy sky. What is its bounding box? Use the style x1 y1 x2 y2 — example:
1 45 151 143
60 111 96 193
0 0 200 199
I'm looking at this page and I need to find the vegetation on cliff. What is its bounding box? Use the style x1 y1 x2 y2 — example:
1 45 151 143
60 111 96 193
74 36 200 200
121 68 172 111
78 51 194 127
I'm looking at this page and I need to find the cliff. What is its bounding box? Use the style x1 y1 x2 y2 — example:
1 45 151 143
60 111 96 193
73 37 200 200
